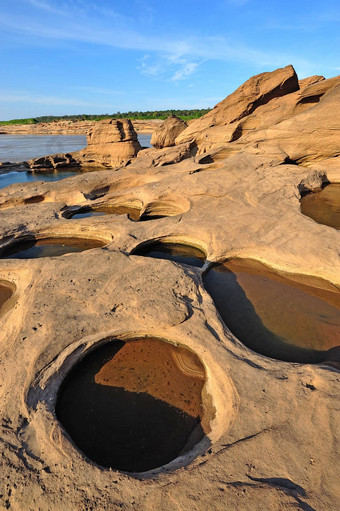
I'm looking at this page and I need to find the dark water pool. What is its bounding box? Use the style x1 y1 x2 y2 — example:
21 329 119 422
56 338 205 472
132 241 206 267
1 237 105 259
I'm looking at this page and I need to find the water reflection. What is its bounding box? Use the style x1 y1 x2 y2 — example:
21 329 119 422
203 259 340 363
56 338 206 472
1 237 105 259
301 184 340 230
132 241 206 267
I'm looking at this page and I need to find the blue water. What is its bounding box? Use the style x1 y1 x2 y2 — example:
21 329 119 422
0 169 85 190
0 135 87 163
0 133 152 190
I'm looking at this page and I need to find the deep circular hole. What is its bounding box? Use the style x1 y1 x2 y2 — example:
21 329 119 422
203 258 340 364
131 240 206 268
1 237 106 259
300 184 340 230
56 338 208 473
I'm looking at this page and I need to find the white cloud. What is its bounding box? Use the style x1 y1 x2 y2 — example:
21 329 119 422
1 1 315 77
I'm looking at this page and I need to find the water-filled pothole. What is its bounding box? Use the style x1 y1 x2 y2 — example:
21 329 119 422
1 237 106 259
65 205 141 221
0 281 14 314
301 184 340 230
203 258 340 363
132 240 206 267
56 338 208 473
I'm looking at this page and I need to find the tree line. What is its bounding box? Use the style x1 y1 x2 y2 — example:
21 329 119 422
0 109 211 125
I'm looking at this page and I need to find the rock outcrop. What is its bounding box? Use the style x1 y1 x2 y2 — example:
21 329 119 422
76 119 142 167
151 115 187 148
175 64 299 149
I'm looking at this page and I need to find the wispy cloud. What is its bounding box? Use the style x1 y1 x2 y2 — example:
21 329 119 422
0 91 115 108
1 0 315 78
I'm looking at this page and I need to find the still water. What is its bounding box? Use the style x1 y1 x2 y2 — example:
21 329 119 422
203 258 340 363
0 133 152 190
301 184 340 230
56 338 205 472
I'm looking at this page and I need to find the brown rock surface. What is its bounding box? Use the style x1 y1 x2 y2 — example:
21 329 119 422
175 64 299 148
0 65 339 511
151 115 187 148
0 119 161 135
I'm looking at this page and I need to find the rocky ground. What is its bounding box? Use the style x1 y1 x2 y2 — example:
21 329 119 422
0 65 339 511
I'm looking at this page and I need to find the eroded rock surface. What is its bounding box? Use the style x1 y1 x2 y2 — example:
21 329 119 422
0 65 339 511
151 115 187 148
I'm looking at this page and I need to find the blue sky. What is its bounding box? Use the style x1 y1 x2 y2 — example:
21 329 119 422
1 0 340 120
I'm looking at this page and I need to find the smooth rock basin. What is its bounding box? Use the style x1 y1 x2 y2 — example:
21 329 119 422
67 205 141 221
203 258 340 363
301 184 340 230
0 281 14 315
56 338 207 473
1 237 105 259
132 241 206 268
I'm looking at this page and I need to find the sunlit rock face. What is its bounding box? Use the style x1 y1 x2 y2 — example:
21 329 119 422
80 119 142 167
301 184 340 230
151 115 187 148
56 338 208 473
203 259 340 364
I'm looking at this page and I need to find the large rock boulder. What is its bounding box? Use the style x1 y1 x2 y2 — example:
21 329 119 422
175 64 299 149
151 115 187 148
79 118 142 167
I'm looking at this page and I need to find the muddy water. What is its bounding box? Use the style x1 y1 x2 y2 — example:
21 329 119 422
56 338 206 472
69 205 141 220
301 184 340 229
1 237 105 259
0 282 13 313
132 241 206 267
203 259 340 363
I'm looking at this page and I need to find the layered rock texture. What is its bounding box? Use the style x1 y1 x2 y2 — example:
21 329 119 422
0 119 161 135
0 65 339 511
150 115 187 148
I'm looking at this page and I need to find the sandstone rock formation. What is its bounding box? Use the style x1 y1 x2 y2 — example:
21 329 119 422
27 118 142 170
0 65 339 511
0 119 161 135
151 115 187 148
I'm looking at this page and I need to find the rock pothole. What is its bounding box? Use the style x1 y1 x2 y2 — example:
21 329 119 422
1 237 106 259
300 183 340 230
131 239 206 267
63 204 141 221
55 337 211 473
203 258 340 364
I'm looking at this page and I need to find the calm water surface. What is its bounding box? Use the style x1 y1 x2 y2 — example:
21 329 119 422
0 135 87 162
301 184 340 230
0 133 152 190
1 237 105 259
203 259 340 363
132 241 206 267
56 338 205 472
